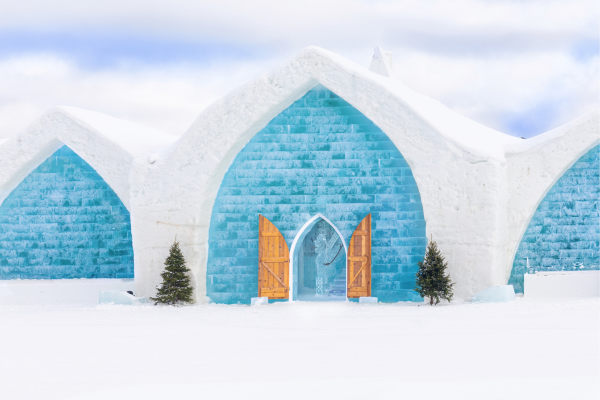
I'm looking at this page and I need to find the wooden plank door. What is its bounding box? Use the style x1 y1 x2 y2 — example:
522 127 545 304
347 214 371 298
258 215 289 299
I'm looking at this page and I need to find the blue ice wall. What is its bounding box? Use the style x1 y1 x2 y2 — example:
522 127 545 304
0 146 134 279
207 86 426 304
509 144 599 293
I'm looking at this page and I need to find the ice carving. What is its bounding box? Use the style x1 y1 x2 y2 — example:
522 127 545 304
472 285 515 303
298 219 346 300
314 226 343 296
301 220 346 299
315 277 324 296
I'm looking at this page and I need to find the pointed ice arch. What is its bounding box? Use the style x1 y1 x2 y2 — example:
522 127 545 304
0 145 134 280
289 213 347 301
508 144 600 293
0 106 177 211
206 86 426 304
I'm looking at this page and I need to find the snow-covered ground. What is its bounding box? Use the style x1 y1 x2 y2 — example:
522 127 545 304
0 298 598 400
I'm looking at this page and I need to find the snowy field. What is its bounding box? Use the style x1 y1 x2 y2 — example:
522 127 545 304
0 298 598 400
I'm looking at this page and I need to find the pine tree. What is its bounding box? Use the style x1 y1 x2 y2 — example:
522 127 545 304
150 239 194 305
414 238 454 305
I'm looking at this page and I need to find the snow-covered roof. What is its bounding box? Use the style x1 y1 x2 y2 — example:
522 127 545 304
57 106 178 158
374 72 522 159
0 46 594 167
174 46 537 164
0 107 175 209
324 47 523 158
505 110 599 155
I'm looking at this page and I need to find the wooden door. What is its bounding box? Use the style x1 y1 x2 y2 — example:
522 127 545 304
347 214 371 298
258 215 289 299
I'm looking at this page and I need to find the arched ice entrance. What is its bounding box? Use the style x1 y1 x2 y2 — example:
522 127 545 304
207 85 426 304
289 214 347 301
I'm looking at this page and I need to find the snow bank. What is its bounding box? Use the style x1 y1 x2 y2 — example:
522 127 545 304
525 271 600 298
0 279 134 305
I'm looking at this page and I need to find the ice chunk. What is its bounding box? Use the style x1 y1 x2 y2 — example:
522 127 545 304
359 297 378 303
472 285 515 303
251 297 269 305
99 291 150 305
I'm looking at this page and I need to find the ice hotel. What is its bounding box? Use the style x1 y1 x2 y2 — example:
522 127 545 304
0 47 597 305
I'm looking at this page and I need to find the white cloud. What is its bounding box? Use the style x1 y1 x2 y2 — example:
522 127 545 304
1 0 596 48
0 0 597 138
0 54 282 138
395 49 599 135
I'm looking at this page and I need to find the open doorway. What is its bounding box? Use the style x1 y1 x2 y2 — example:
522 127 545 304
295 218 346 301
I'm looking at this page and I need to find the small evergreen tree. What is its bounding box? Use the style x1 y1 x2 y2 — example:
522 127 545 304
415 238 454 305
150 239 194 305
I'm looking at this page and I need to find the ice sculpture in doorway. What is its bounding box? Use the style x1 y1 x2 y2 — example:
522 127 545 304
314 222 344 297
298 219 346 300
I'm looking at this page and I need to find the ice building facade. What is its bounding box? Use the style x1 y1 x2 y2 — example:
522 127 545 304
207 86 425 304
0 46 597 304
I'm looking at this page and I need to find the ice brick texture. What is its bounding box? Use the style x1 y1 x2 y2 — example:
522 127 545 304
509 144 599 293
207 87 426 304
0 146 134 279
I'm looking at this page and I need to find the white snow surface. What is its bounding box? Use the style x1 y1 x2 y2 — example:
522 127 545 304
57 106 179 158
525 271 600 298
0 279 134 305
505 110 599 154
0 298 597 400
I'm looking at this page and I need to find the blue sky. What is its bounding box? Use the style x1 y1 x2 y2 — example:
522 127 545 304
0 0 597 138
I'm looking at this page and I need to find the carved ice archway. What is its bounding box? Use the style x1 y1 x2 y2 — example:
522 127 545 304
288 213 348 301
206 85 427 304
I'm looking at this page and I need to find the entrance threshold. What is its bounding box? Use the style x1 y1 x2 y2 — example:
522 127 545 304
296 294 347 302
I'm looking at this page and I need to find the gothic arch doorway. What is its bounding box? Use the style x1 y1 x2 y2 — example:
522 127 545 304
289 215 347 301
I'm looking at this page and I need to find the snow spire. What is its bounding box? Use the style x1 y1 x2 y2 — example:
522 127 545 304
369 46 395 78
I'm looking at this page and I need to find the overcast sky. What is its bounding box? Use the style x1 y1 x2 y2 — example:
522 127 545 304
0 0 597 139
